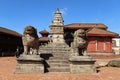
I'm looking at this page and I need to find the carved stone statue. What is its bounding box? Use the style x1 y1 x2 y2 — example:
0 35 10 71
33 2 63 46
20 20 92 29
22 26 39 55
71 29 88 56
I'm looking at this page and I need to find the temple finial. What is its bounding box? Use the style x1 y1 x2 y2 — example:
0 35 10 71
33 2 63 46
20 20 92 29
51 8 64 26
55 8 61 13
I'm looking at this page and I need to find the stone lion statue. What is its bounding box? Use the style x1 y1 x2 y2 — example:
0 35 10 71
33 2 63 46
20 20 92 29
71 29 88 56
22 26 39 55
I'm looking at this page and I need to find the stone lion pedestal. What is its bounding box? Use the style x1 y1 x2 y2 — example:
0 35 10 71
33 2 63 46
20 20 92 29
69 56 96 73
15 55 44 74
15 26 44 74
69 29 96 73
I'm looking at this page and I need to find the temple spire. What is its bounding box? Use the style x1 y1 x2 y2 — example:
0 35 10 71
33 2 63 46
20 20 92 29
51 8 64 26
55 8 59 13
50 8 65 43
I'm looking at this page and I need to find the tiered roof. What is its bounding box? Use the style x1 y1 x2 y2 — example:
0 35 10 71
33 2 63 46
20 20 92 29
39 30 50 42
39 37 50 42
39 30 49 35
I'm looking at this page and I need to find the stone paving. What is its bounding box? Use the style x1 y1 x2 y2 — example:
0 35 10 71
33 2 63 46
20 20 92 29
0 56 120 80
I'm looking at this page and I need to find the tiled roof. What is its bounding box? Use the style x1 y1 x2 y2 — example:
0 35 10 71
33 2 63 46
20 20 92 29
0 27 22 37
39 30 49 34
39 37 50 42
64 23 107 30
87 28 119 37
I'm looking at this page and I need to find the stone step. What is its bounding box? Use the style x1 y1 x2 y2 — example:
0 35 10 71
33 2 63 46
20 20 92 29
48 63 69 67
39 48 70 51
51 52 69 54
40 46 70 49
48 67 70 72
51 54 69 58
47 72 70 74
52 52 69 53
49 57 69 60
45 59 70 73
40 54 69 60
47 45 69 48
44 59 70 73
40 54 69 58
47 60 69 64
39 50 70 53
39 51 70 54
39 43 71 73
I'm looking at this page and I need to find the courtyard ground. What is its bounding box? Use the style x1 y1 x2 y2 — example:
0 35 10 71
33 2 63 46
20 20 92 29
0 55 120 80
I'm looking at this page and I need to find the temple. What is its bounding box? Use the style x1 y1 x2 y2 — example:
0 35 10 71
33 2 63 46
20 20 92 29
39 9 119 54
0 8 119 57
1 9 119 73
37 9 119 73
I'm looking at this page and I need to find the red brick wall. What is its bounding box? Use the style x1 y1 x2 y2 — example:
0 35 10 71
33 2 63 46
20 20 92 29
87 37 96 52
105 37 112 53
97 37 104 52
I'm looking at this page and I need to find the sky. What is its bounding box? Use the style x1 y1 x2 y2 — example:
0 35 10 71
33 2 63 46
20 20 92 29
0 0 120 36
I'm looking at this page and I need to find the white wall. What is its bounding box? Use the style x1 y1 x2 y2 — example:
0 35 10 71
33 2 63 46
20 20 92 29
112 38 120 47
112 38 120 54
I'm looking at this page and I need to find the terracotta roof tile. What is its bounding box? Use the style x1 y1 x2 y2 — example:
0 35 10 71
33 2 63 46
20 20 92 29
39 30 49 34
64 23 107 30
87 28 119 37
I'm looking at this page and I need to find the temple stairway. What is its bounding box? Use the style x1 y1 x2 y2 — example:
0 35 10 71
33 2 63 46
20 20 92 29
39 43 71 73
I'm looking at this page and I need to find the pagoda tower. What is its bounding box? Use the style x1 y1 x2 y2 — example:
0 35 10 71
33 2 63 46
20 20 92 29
50 8 64 43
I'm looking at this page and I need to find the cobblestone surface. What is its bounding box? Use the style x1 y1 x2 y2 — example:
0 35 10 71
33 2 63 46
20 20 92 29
0 56 120 80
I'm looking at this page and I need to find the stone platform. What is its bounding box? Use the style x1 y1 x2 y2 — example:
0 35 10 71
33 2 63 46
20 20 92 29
69 56 96 73
15 55 44 74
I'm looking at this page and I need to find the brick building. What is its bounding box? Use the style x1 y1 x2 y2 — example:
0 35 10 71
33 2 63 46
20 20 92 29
64 24 118 54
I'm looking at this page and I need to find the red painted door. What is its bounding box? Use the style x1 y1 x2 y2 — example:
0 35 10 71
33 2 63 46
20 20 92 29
97 37 104 52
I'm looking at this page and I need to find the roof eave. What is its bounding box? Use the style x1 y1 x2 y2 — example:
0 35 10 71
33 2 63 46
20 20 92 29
87 34 119 37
